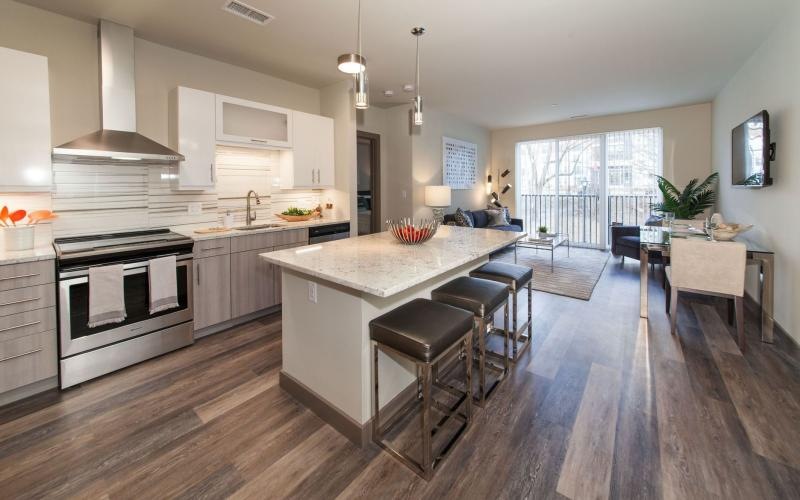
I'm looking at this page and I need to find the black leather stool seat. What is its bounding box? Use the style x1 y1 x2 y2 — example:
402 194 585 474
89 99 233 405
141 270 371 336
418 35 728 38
470 262 532 290
370 298 474 362
431 276 508 318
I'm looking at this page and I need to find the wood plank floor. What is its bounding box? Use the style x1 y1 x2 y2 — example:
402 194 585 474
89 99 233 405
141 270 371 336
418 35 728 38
1 255 799 499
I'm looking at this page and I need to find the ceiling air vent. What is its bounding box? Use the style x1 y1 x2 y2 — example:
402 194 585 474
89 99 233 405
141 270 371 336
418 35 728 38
222 1 274 25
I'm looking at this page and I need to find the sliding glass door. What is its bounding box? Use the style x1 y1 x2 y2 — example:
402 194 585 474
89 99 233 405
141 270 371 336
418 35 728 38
516 127 662 249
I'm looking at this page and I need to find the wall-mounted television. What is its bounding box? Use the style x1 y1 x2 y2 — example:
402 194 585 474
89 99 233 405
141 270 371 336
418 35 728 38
731 110 775 187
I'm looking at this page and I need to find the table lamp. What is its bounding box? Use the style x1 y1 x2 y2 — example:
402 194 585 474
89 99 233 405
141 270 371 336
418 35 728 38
424 185 451 224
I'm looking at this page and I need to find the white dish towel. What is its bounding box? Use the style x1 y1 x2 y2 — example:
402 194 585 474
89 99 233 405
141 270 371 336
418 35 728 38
149 255 179 314
88 264 126 328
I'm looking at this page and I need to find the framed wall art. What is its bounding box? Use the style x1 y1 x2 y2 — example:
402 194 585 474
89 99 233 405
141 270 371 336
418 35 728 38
442 137 477 190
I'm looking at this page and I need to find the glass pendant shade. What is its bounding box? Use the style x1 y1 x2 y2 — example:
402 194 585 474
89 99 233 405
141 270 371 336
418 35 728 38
354 70 369 109
337 53 365 74
413 95 424 125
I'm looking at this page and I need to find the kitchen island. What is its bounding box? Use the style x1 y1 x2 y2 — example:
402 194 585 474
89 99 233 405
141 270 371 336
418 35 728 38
261 226 525 445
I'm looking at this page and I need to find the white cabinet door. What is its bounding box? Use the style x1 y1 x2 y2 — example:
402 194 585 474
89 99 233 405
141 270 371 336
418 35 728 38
215 94 292 148
0 47 51 191
172 87 215 190
280 111 334 189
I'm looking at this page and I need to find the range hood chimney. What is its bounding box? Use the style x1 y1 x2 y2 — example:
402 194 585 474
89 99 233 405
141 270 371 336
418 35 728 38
53 20 184 164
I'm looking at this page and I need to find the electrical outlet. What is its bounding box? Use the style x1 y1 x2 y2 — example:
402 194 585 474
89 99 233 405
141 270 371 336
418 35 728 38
307 281 318 303
187 202 202 215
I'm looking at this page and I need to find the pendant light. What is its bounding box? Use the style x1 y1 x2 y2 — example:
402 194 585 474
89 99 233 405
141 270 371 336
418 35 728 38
411 27 425 126
337 0 366 74
353 0 369 109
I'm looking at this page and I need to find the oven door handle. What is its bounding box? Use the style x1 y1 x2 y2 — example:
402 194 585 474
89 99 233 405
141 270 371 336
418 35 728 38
59 254 193 280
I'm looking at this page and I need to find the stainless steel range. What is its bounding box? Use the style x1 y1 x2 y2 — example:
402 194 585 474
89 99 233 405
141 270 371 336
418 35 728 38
54 229 194 388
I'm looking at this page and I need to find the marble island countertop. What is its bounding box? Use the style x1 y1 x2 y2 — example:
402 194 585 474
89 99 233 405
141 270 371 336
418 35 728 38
172 217 350 241
261 225 526 297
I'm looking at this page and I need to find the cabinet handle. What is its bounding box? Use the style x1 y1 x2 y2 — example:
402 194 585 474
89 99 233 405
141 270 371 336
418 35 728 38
0 297 41 307
196 264 200 286
0 320 41 333
210 163 215 183
201 246 226 251
0 348 43 363
250 138 268 143
0 273 39 282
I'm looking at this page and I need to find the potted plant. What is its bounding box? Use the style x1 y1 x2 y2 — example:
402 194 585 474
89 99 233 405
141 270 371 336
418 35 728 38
1 207 57 251
537 225 549 238
650 172 719 220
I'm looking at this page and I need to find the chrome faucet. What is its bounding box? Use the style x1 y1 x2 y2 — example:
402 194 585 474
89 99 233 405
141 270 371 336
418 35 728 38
246 190 261 226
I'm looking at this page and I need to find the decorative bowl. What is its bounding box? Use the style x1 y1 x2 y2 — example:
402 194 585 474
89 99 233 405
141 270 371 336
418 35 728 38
387 219 439 245
276 213 317 222
713 223 753 241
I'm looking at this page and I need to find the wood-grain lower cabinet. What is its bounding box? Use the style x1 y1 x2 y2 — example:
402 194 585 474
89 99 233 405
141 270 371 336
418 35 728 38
193 254 231 330
230 249 278 318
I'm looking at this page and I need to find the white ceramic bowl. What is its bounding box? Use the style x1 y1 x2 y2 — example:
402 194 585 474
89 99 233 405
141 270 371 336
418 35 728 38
713 223 753 241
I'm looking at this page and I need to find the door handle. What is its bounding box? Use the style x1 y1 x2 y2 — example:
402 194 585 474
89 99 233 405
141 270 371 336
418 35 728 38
0 348 43 363
0 320 41 333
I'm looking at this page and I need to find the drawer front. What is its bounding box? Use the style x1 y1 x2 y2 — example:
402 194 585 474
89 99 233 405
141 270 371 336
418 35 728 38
0 284 56 317
0 307 56 343
194 238 231 258
0 330 57 393
231 229 307 253
0 260 55 291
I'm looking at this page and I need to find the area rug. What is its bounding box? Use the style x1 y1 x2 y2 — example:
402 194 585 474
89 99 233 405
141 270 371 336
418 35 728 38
493 246 610 301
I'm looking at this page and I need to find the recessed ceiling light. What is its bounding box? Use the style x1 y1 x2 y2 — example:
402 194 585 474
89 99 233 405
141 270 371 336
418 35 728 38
402 84 415 92
551 104 559 107
383 90 395 97
570 114 589 119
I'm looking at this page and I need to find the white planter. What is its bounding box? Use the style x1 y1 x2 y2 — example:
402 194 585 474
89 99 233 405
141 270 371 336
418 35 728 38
4 226 35 251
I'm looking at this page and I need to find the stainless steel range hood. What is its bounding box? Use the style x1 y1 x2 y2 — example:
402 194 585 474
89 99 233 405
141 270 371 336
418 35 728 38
53 20 184 164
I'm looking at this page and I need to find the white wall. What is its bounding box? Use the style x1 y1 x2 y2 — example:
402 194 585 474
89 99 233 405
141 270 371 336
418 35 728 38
491 103 712 216
712 2 800 342
411 107 492 221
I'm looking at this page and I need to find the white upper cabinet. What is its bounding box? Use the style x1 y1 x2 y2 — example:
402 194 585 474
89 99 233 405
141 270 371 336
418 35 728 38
215 95 292 148
0 47 52 191
280 111 334 189
170 87 216 190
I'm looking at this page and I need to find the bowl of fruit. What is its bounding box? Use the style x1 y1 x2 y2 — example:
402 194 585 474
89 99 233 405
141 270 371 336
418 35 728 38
276 207 319 222
386 219 439 245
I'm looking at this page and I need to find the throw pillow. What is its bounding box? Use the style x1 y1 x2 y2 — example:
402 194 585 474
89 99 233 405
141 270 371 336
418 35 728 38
453 208 473 227
486 205 511 225
486 209 508 226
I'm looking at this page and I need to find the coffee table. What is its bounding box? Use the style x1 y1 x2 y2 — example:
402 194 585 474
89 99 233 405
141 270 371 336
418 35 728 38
514 233 570 271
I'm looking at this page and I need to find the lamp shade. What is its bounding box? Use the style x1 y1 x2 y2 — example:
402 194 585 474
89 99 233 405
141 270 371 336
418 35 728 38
425 185 451 207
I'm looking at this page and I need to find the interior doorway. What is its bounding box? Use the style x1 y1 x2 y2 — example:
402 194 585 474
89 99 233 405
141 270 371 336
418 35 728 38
357 131 381 235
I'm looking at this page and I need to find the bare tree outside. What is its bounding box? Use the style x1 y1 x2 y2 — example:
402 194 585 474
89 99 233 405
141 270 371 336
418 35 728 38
516 128 662 248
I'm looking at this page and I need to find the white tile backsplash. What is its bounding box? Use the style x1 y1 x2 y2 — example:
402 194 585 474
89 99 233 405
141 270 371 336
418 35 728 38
0 146 324 238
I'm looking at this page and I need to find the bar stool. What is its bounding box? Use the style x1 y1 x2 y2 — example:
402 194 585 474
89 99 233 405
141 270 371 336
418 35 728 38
431 276 510 406
470 261 533 362
370 298 474 480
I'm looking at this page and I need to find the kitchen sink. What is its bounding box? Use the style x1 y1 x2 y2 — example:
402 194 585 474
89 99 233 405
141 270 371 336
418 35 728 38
233 224 285 231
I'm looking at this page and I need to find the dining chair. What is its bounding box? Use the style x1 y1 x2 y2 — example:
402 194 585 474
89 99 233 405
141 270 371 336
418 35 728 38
665 238 747 351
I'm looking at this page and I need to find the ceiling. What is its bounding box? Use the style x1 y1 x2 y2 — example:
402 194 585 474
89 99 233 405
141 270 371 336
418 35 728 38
18 0 790 129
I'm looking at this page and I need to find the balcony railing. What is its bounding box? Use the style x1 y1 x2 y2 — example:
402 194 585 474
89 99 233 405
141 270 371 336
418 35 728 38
519 194 657 247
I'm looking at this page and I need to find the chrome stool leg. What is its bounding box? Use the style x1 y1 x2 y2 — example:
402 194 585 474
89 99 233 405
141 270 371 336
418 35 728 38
372 332 473 480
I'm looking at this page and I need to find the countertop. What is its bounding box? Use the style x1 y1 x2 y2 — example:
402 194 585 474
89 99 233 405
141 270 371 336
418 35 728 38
0 243 56 265
172 217 351 241
260 225 526 297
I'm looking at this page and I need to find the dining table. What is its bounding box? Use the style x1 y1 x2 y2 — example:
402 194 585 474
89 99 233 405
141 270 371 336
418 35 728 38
638 226 775 343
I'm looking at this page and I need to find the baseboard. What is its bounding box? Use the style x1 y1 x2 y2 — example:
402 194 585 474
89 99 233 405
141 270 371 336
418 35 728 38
279 371 418 448
0 377 58 408
193 305 281 339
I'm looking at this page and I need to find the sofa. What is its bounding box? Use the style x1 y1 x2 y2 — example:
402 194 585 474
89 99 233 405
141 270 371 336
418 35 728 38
443 209 523 232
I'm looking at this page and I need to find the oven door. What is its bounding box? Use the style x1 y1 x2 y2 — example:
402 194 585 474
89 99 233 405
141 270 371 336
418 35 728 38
59 257 193 358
